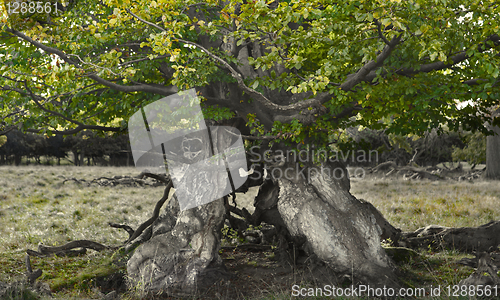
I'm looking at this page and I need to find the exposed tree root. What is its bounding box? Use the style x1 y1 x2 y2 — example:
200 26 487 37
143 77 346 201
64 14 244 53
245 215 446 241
25 173 174 295
135 172 170 184
25 255 42 285
458 252 500 269
458 252 500 287
27 240 112 257
109 223 135 240
124 180 173 244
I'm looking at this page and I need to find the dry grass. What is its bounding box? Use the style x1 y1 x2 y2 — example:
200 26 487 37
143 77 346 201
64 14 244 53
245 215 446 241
0 165 499 299
350 174 500 232
0 166 168 290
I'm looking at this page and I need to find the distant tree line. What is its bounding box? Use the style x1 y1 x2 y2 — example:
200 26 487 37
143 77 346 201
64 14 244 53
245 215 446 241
0 128 485 168
0 130 133 166
343 127 484 167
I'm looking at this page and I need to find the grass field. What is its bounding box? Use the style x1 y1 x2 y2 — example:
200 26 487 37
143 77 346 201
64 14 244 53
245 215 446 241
0 165 499 299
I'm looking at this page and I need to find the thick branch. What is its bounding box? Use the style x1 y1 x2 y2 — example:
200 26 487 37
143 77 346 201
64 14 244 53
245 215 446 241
340 34 402 92
364 34 500 83
126 10 325 113
26 124 121 135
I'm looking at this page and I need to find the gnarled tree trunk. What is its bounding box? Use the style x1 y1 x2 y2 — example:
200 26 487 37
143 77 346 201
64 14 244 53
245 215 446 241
127 196 228 296
127 142 401 296
273 156 400 287
485 124 500 180
126 126 242 296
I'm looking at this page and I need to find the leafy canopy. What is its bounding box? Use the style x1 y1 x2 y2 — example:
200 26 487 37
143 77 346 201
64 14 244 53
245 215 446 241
1 0 499 148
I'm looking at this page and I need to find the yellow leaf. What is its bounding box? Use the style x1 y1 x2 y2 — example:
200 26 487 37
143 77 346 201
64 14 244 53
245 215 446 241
381 18 391 27
109 18 117 26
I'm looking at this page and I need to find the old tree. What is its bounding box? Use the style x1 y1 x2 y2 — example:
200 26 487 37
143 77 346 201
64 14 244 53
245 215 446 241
1 0 500 294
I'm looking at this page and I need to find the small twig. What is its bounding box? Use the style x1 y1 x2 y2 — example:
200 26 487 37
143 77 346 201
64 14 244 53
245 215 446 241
109 223 135 239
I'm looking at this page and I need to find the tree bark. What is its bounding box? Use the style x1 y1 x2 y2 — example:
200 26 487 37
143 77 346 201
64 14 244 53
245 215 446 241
14 154 21 166
273 156 400 287
126 197 229 296
72 150 79 166
485 124 500 179
126 126 241 296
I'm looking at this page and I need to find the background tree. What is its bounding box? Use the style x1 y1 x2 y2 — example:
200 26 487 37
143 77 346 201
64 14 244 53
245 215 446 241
486 106 500 179
1 0 499 294
452 131 486 169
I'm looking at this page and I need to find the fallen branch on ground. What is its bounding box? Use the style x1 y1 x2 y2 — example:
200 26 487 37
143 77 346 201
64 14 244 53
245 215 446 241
400 221 500 252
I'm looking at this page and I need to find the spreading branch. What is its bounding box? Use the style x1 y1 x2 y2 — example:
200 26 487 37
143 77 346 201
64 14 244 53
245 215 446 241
363 34 500 83
5 27 179 96
340 34 402 92
0 81 123 135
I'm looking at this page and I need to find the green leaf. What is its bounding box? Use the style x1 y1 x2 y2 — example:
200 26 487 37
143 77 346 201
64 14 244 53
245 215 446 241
252 80 259 89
